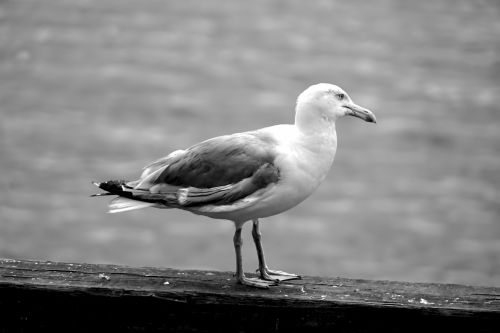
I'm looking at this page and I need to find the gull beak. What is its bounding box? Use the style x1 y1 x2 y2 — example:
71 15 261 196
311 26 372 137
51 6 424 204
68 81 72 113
345 103 377 123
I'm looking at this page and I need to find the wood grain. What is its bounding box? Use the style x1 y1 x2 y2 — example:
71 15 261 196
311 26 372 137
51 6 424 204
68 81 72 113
0 259 498 332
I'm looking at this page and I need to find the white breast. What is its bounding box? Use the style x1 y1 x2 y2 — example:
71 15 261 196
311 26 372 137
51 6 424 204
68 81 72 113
261 124 337 213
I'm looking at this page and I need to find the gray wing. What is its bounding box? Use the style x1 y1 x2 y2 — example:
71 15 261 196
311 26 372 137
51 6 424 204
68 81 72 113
129 131 281 206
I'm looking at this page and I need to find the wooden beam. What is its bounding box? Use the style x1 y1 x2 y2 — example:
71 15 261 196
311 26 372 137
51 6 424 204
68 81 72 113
0 259 498 332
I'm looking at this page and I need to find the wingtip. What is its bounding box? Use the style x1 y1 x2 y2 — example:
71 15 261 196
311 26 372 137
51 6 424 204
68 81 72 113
91 181 111 197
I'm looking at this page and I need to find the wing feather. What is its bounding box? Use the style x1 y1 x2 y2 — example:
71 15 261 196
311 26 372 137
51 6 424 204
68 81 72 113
176 163 279 206
154 132 278 189
107 131 281 208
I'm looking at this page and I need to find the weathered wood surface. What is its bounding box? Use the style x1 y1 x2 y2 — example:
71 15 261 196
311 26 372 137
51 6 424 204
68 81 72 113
0 259 498 332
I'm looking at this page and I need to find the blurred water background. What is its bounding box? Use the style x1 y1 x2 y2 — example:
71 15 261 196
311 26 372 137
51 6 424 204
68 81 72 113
1 0 499 287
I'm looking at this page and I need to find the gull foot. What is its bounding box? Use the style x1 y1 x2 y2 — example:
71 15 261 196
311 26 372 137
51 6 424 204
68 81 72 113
237 276 278 289
258 268 302 282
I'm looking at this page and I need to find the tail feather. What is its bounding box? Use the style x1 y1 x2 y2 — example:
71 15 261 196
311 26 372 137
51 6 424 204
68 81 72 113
90 192 114 197
108 197 156 213
92 180 171 213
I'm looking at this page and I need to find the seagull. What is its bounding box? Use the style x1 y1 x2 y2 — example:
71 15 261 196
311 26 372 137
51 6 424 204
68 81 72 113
92 83 376 288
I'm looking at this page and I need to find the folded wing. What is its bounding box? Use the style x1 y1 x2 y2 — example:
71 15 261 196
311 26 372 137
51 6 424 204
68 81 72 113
98 131 281 209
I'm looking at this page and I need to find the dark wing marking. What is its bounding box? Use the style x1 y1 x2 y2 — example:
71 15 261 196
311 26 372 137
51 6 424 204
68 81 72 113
154 131 279 188
177 162 279 206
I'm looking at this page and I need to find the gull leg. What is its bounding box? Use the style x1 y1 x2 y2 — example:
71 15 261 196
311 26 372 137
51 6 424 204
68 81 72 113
233 223 277 289
252 219 301 282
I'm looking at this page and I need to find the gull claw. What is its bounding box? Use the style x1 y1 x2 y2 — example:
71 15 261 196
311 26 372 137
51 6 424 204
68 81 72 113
257 268 302 282
237 276 278 289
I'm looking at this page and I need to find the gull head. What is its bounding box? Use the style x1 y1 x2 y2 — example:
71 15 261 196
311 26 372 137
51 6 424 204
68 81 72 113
295 83 376 131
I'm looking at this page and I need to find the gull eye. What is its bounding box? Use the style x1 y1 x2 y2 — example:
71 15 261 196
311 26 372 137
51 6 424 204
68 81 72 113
336 93 345 100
